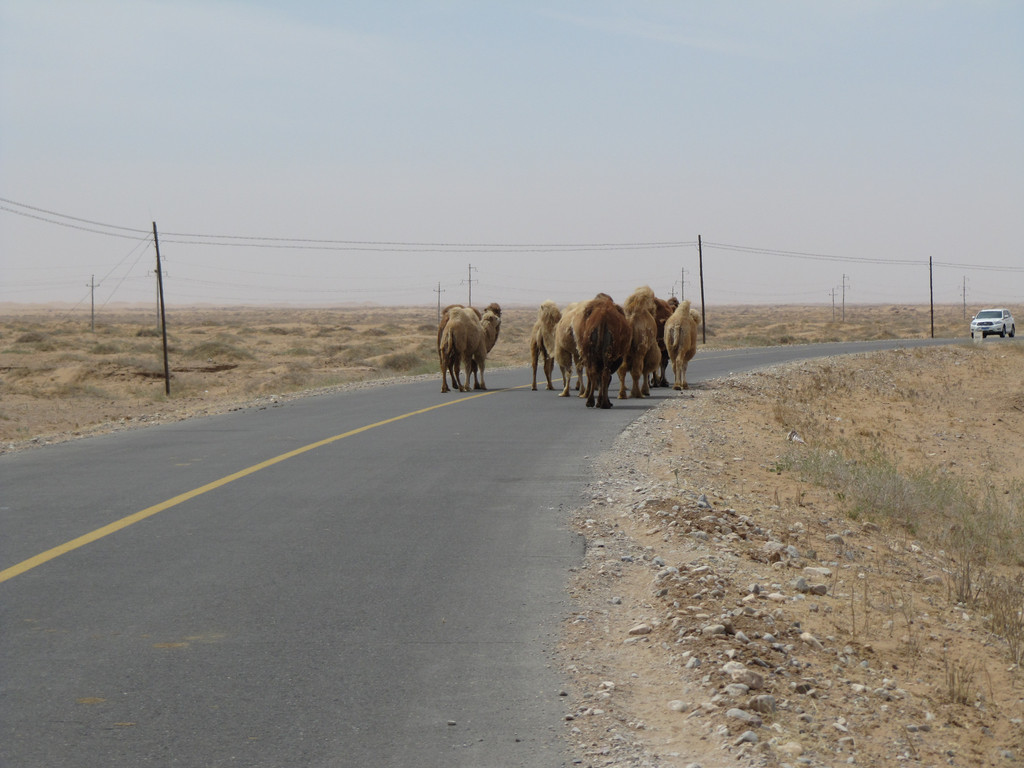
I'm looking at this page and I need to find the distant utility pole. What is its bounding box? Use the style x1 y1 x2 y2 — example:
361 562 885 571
86 274 99 332
463 264 478 306
841 274 849 322
680 267 687 301
434 282 445 325
962 277 968 320
830 287 838 321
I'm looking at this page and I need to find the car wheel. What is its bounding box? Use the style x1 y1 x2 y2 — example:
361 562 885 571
1011 325 1016 338
1000 325 1006 338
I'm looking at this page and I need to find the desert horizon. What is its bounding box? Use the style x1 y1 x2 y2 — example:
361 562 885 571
1 300 1018 449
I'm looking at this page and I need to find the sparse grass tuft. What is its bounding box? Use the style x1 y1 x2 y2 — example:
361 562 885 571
380 351 426 372
184 339 254 361
943 656 977 705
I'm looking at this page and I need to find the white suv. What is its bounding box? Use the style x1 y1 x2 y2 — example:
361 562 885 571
970 308 1016 339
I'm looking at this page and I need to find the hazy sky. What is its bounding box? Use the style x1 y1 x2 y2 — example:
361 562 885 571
2 1 1022 310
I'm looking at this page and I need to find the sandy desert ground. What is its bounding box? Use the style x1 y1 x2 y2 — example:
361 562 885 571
2 300 1022 766
0 301 976 448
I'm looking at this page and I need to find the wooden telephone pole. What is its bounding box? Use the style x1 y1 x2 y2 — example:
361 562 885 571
153 222 170 395
698 235 706 344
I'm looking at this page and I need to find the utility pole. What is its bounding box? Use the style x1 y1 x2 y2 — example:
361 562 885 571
962 276 968 320
929 256 935 339
153 222 170 396
698 235 706 344
841 274 849 322
464 264 478 306
434 282 445 325
680 267 686 301
87 274 99 332
830 287 838 321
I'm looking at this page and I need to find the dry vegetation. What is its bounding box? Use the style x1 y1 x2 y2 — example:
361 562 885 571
0 301 972 449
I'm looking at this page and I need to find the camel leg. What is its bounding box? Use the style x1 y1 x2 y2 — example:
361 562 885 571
558 362 572 397
599 370 614 409
617 366 629 399
630 364 643 399
544 356 555 390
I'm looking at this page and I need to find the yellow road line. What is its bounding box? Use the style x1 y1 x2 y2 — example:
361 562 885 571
1 387 513 584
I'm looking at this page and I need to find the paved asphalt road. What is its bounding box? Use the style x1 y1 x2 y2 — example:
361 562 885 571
0 339 956 767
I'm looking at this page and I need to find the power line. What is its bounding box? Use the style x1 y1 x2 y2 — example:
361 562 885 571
933 259 1024 272
2 195 696 252
157 237 697 254
3 195 1021 275
703 240 925 266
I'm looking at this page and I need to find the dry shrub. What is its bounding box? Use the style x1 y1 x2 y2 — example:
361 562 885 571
980 572 1024 665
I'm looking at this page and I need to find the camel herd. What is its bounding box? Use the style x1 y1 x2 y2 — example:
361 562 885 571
436 287 701 409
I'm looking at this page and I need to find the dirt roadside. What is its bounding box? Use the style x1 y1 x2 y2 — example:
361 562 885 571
560 341 1024 767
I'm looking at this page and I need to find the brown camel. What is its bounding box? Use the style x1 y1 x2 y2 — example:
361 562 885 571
577 293 631 409
665 299 701 391
530 301 562 391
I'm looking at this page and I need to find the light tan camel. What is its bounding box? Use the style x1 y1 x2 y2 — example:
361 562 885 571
617 285 660 399
439 307 488 393
530 301 562 391
652 295 679 388
554 302 584 397
437 304 481 393
469 304 501 390
665 299 701 390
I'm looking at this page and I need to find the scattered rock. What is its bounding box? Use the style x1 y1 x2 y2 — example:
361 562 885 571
800 631 825 651
734 730 759 745
748 694 777 714
777 741 804 757
726 708 763 727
